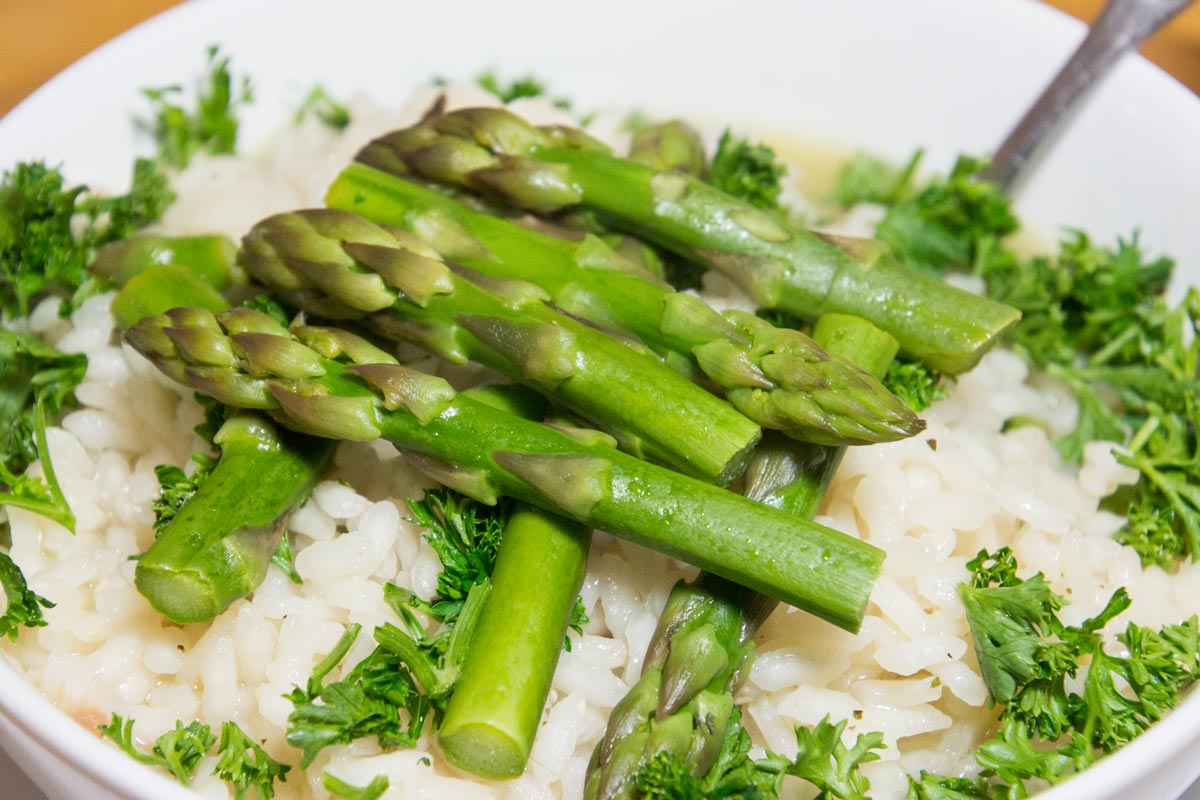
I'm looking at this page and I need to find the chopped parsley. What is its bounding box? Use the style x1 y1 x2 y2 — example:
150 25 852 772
284 621 434 767
883 358 947 413
0 550 54 642
100 714 289 798
151 453 217 535
0 159 174 319
322 772 390 800
406 488 508 624
212 720 291 799
475 71 552 104
100 714 216 785
938 548 1200 794
835 152 1200 564
141 45 253 169
295 84 351 131
707 130 787 211
634 710 885 800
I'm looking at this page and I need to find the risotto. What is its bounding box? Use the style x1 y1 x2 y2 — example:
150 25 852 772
2 82 1197 800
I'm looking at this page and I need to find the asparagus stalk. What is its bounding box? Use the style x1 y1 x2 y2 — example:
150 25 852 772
585 313 899 800
238 209 761 483
435 383 591 779
111 265 229 329
103 249 334 624
324 164 922 446
135 414 332 623
627 120 708 175
356 107 1020 373
91 234 239 290
437 506 591 779
124 307 884 628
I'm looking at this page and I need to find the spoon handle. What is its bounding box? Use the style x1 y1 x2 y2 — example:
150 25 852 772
981 0 1195 190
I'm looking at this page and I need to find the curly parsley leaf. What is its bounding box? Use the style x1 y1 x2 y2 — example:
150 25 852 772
633 709 885 800
285 622 432 769
707 130 787 211
846 152 1200 565
212 720 290 800
634 707 785 799
867 154 1018 277
151 453 217 535
786 715 885 800
322 773 389 800
972 718 1084 789
99 714 216 785
407 489 509 624
946 549 1200 794
1115 499 1188 568
906 771 1005 800
0 400 74 532
295 85 351 131
95 157 177 241
883 357 947 412
142 45 253 170
957 548 1067 706
831 150 920 209
0 160 174 319
476 71 548 103
0 550 54 642
0 329 86 474
0 334 80 632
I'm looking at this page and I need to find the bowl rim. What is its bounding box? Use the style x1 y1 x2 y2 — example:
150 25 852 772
0 1 1198 799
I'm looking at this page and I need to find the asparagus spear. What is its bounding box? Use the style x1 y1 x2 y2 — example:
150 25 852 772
91 234 239 290
432 383 591 779
135 413 332 623
324 164 922 446
585 313 899 800
103 247 334 624
356 107 1020 373
238 209 761 483
124 307 884 628
111 265 229 329
627 120 708 175
437 505 591 779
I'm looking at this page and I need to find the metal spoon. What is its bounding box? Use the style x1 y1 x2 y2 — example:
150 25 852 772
980 0 1195 190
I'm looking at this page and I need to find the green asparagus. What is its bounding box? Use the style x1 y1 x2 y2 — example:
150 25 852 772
356 107 1020 373
125 307 884 628
627 120 707 176
324 164 922 446
111 266 229 329
405 384 592 780
238 208 761 483
585 313 900 800
437 506 591 779
104 248 334 624
91 234 239 290
135 413 332 623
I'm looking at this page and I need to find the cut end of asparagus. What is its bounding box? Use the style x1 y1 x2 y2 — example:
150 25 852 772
133 565 226 625
438 723 529 781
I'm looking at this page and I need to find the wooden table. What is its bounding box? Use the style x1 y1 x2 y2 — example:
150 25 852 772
2 0 1199 116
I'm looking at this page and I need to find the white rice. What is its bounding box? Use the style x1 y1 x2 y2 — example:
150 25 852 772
3 85 1197 800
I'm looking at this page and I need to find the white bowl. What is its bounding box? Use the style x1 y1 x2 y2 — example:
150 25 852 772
1 1 1198 798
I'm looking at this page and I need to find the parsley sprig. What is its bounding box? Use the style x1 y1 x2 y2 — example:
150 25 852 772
708 130 788 211
141 45 253 170
634 710 885 800
835 153 1200 564
100 714 289 798
930 548 1200 795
